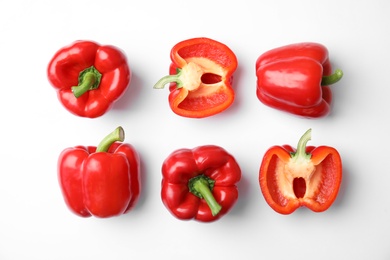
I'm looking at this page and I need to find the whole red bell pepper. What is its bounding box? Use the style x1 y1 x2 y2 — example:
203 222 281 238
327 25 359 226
256 42 343 118
161 145 241 222
154 37 238 118
47 40 131 118
259 129 342 214
58 126 141 218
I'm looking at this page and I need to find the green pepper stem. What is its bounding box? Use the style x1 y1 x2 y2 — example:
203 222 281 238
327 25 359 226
96 126 125 153
189 175 222 216
153 69 183 89
292 128 312 162
71 66 102 98
321 69 343 86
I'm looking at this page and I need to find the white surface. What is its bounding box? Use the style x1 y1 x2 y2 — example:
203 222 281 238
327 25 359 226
1 0 389 259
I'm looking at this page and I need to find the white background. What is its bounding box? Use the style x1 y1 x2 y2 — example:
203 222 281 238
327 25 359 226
1 0 389 259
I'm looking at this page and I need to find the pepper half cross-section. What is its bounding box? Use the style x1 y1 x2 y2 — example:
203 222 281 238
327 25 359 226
154 37 238 118
259 129 342 214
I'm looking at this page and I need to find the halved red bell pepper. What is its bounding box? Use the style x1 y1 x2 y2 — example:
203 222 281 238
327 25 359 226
256 42 343 118
58 126 141 218
47 40 131 118
161 145 241 222
259 129 342 214
154 37 238 118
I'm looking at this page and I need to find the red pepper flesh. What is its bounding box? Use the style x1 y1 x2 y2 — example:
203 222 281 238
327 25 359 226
47 40 131 118
161 145 241 222
259 129 342 214
58 127 141 218
256 42 343 118
154 37 238 118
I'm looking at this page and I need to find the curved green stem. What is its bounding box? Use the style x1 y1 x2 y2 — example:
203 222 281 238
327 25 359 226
153 69 183 89
188 175 222 216
321 69 343 86
292 128 312 162
71 66 102 98
96 126 125 153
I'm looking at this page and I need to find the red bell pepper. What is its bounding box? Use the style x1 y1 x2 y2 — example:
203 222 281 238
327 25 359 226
154 37 238 118
161 145 241 222
58 126 141 218
259 129 342 214
256 42 343 118
47 40 131 118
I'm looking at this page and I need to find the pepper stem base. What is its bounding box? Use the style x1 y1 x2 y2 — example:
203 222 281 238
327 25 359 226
188 175 222 216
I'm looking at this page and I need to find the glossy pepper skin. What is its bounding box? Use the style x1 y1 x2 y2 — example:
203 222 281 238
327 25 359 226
58 127 141 218
47 40 131 118
256 42 343 118
259 129 342 214
154 37 238 118
161 145 241 222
